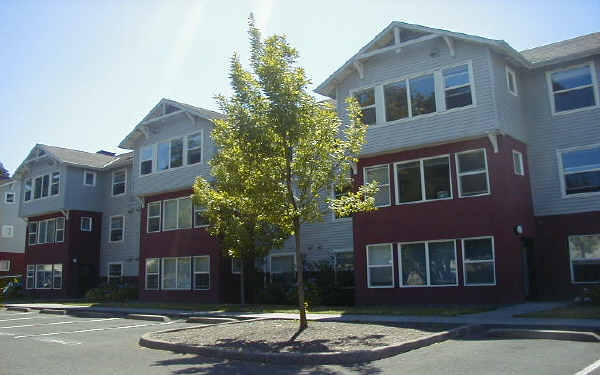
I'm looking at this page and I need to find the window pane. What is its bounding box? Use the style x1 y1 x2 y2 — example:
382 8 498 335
271 255 294 273
164 200 178 230
170 138 183 168
354 88 375 107
424 157 451 200
56 218 64 230
34 177 42 199
569 235 600 260
360 107 377 125
194 273 210 290
369 267 393 287
428 241 457 285
464 238 493 261
46 219 55 243
188 133 202 165
366 166 389 184
551 66 592 91
38 221 47 243
554 87 595 112
195 209 209 227
572 262 600 283
157 142 170 171
384 81 408 121
141 160 153 175
445 86 472 109
368 244 392 266
188 132 202 149
396 161 422 203
149 202 161 217
565 171 600 195
147 274 159 290
146 258 159 273
162 259 176 289
458 150 485 173
110 217 123 241
111 217 123 229
42 175 49 197
194 257 210 273
85 172 94 186
51 172 60 195
443 65 469 88
513 153 523 174
178 198 192 229
465 262 495 284
460 173 488 196
141 145 153 161
401 243 426 286
176 258 191 289
410 74 436 116
562 147 600 172
508 72 516 93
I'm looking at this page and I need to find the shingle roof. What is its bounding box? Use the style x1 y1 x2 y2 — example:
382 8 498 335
520 32 600 65
40 145 130 169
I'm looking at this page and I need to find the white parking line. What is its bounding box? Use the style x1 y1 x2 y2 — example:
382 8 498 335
13 321 175 339
0 316 51 322
0 317 121 329
35 338 82 346
574 358 600 375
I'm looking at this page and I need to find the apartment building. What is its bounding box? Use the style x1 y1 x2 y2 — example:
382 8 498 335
0 178 26 278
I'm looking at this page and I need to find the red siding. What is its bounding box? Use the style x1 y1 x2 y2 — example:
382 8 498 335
354 135 536 304
0 252 24 278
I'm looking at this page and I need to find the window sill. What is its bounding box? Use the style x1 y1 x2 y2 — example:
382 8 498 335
367 285 395 289
561 190 600 199
551 104 599 117
464 283 496 287
367 104 476 130
138 161 204 178
458 192 491 199
399 283 459 288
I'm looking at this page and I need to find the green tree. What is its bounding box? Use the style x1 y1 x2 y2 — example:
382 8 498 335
194 16 378 330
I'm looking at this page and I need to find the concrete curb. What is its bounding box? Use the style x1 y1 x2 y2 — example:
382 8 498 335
186 317 238 324
40 309 66 315
486 328 600 342
139 324 483 365
68 310 118 319
128 314 169 322
6 307 31 312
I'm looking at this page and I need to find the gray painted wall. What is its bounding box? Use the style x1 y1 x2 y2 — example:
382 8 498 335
19 158 65 218
63 166 105 212
0 180 26 253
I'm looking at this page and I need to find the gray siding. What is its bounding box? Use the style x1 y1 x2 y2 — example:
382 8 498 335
63 167 105 212
19 159 65 218
524 55 600 216
0 181 26 253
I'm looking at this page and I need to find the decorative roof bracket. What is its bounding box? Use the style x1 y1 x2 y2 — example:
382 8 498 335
443 36 455 57
353 60 364 79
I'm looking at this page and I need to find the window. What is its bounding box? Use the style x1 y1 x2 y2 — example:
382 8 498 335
193 256 210 290
24 179 32 201
83 171 96 187
80 217 92 232
161 257 191 290
33 176 42 199
53 264 62 289
506 66 518 96
112 169 126 196
399 240 457 287
4 192 15 204
231 258 241 274
145 258 160 290
55 217 65 243
140 145 154 175
367 244 394 288
384 73 436 122
26 265 35 289
147 201 161 233
0 260 9 272
163 197 192 230
270 253 296 282
443 64 473 110
187 132 203 165
548 63 598 114
109 216 124 242
36 264 53 289
108 263 122 284
51 172 60 195
41 174 49 197
364 165 390 207
354 88 376 125
513 150 524 176
456 149 490 197
38 220 47 244
462 237 496 286
394 155 452 204
558 144 600 197
569 234 600 284
1 225 14 238
157 137 184 171
28 222 37 245
194 205 209 228
334 250 354 288
46 219 55 243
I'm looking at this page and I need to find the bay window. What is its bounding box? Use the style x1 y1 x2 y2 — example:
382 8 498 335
364 165 390 207
140 132 204 175
462 237 496 286
24 179 32 201
366 244 394 288
38 221 47 244
569 234 600 284
55 217 65 243
140 145 154 175
194 204 209 228
456 149 490 197
558 144 600 197
399 240 457 287
548 63 598 114
28 222 37 245
395 155 451 204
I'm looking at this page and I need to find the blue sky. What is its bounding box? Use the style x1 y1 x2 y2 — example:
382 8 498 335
1 0 598 175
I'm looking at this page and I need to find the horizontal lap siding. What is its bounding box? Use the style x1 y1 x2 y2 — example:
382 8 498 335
64 166 105 212
0 181 26 254
20 162 65 218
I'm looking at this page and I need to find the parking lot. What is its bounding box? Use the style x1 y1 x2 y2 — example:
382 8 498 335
0 308 598 375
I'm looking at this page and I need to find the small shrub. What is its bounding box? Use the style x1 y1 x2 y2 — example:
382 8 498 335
85 281 138 302
0 277 23 299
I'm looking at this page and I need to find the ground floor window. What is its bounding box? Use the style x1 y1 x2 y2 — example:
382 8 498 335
108 263 123 284
162 257 191 290
26 265 35 289
0 260 10 272
366 244 394 288
270 253 296 283
145 256 210 291
399 240 458 287
145 258 159 290
462 237 496 286
53 264 62 289
32 264 62 289
569 234 600 284
231 258 241 274
193 256 210 290
334 250 354 288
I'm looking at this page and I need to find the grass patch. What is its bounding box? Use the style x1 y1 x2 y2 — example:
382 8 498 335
516 304 600 319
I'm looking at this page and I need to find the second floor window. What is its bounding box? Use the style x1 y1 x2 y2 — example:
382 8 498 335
112 169 126 196
442 64 473 110
147 201 161 233
163 197 192 230
109 216 124 242
455 149 490 197
559 144 600 197
29 217 65 245
140 132 205 176
548 63 598 114
81 217 92 232
83 171 96 187
354 88 377 125
28 173 59 201
395 155 452 204
364 165 390 207
140 145 153 175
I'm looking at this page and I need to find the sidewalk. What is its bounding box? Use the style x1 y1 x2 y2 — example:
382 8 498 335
4 301 600 330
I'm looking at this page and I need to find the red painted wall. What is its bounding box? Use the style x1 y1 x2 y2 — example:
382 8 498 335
0 252 24 278
139 189 225 303
353 135 536 305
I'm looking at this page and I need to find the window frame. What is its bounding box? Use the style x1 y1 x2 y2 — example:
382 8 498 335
512 150 525 176
28 222 37 245
107 262 123 284
55 217 65 243
139 132 205 177
24 178 32 202
366 243 395 289
186 131 204 165
269 252 297 281
25 173 59 202
139 145 154 176
51 172 60 196
193 204 209 228
568 234 600 284
351 87 377 125
398 239 458 288
193 255 211 290
111 169 127 197
52 264 62 289
557 143 600 199
26 265 35 289
455 148 491 198
4 192 15 204
146 201 162 233
161 256 192 290
462 236 496 286
363 164 391 208
231 258 241 274
1 225 14 238
0 260 10 272
442 62 476 112
80 217 92 232
162 197 193 231
393 154 453 205
145 258 160 290
546 61 599 116
35 264 53 289
83 170 96 187
505 65 518 96
333 248 354 288
108 215 125 243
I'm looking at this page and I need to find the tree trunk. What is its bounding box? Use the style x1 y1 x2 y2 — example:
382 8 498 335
240 260 245 305
295 218 308 331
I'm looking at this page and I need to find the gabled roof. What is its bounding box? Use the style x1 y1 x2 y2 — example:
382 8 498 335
520 32 600 66
119 98 224 149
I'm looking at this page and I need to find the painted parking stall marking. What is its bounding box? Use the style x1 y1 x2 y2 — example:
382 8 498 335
0 317 121 329
34 338 82 346
13 321 176 339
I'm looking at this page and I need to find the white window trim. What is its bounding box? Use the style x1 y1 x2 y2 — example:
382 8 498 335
462 236 496 286
546 61 599 116
24 178 32 202
557 143 600 199
193 255 211 290
393 154 453 205
28 222 37 246
147 201 162 233
26 265 35 289
505 65 518 96
1 225 14 238
139 131 205 178
455 148 491 198
231 258 241 274
55 217 65 243
145 258 160 290
83 170 97 187
162 197 193 231
366 243 395 289
111 169 127 197
187 131 204 165
80 217 92 232
52 264 63 289
0 259 10 272
568 234 600 284
35 264 53 289
107 262 123 283
25 172 60 203
4 192 16 204
139 145 154 176
512 150 525 176
108 215 125 243
398 239 458 288
363 164 391 208
161 257 192 290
